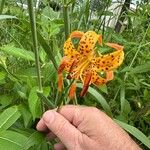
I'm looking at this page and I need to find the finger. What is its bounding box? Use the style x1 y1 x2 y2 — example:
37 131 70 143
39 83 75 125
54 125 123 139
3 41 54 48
42 110 82 149
54 143 65 150
57 105 85 127
36 107 58 131
36 118 49 132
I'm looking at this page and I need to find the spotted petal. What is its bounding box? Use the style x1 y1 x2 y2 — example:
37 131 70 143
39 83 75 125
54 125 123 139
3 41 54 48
64 37 79 59
94 44 124 72
77 31 102 56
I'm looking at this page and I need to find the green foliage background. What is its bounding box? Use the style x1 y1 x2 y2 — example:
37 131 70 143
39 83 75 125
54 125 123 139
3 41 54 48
0 0 150 149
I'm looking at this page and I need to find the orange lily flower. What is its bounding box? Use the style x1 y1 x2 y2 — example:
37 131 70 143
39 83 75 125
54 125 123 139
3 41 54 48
58 31 124 99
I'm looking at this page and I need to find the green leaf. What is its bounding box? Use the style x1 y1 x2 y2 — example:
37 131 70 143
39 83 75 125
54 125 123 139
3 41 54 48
114 119 150 149
0 45 35 61
49 21 62 37
121 63 150 74
120 85 125 114
0 15 17 20
0 106 21 131
37 32 58 70
28 87 42 120
23 131 45 150
0 71 6 80
0 95 12 109
18 104 32 128
99 84 108 94
43 86 51 97
0 130 28 150
17 67 37 77
77 83 112 117
42 6 60 20
147 25 150 38
37 91 55 109
143 89 150 102
130 63 150 74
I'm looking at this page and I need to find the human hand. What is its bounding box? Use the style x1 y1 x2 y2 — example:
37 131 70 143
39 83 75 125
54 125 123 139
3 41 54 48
36 105 141 150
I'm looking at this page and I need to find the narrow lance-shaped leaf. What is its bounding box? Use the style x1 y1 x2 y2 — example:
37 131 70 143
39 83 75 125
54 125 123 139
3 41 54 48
28 87 42 120
23 131 45 150
0 45 35 61
0 106 21 131
0 130 28 150
121 63 150 74
114 119 150 149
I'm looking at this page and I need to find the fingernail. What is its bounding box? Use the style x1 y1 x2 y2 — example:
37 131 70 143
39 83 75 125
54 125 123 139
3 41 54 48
43 111 55 124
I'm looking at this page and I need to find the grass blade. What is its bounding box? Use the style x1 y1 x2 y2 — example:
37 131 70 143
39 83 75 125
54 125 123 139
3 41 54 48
114 119 150 149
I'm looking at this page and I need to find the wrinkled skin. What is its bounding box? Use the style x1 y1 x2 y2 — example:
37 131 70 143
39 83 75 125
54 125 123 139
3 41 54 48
37 105 141 150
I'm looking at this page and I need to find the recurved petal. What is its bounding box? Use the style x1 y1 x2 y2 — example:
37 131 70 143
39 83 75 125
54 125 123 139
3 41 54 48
93 50 124 72
77 31 99 56
106 71 114 81
69 83 77 99
80 72 92 97
105 43 124 51
98 34 103 46
58 56 70 73
64 37 79 58
70 31 84 39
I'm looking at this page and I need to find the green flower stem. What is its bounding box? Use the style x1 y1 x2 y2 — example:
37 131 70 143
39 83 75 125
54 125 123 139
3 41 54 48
27 0 42 92
55 0 71 107
0 0 5 14
63 0 70 40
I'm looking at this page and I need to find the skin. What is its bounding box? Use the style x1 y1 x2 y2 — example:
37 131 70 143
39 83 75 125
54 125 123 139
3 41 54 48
36 105 141 150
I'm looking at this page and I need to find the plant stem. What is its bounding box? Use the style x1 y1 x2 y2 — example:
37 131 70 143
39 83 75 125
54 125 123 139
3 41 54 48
0 0 5 14
63 0 70 40
27 0 42 92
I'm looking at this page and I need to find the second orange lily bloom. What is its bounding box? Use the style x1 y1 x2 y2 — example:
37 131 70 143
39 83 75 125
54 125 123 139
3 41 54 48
58 31 124 99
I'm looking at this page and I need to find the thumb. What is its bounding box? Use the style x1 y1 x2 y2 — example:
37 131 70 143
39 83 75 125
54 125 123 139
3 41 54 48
42 110 82 149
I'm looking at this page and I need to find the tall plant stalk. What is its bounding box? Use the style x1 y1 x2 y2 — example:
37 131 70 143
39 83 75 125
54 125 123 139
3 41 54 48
63 0 70 40
27 0 42 92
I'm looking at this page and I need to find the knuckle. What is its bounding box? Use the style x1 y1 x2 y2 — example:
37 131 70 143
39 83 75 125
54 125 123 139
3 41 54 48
89 107 99 113
73 133 83 150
